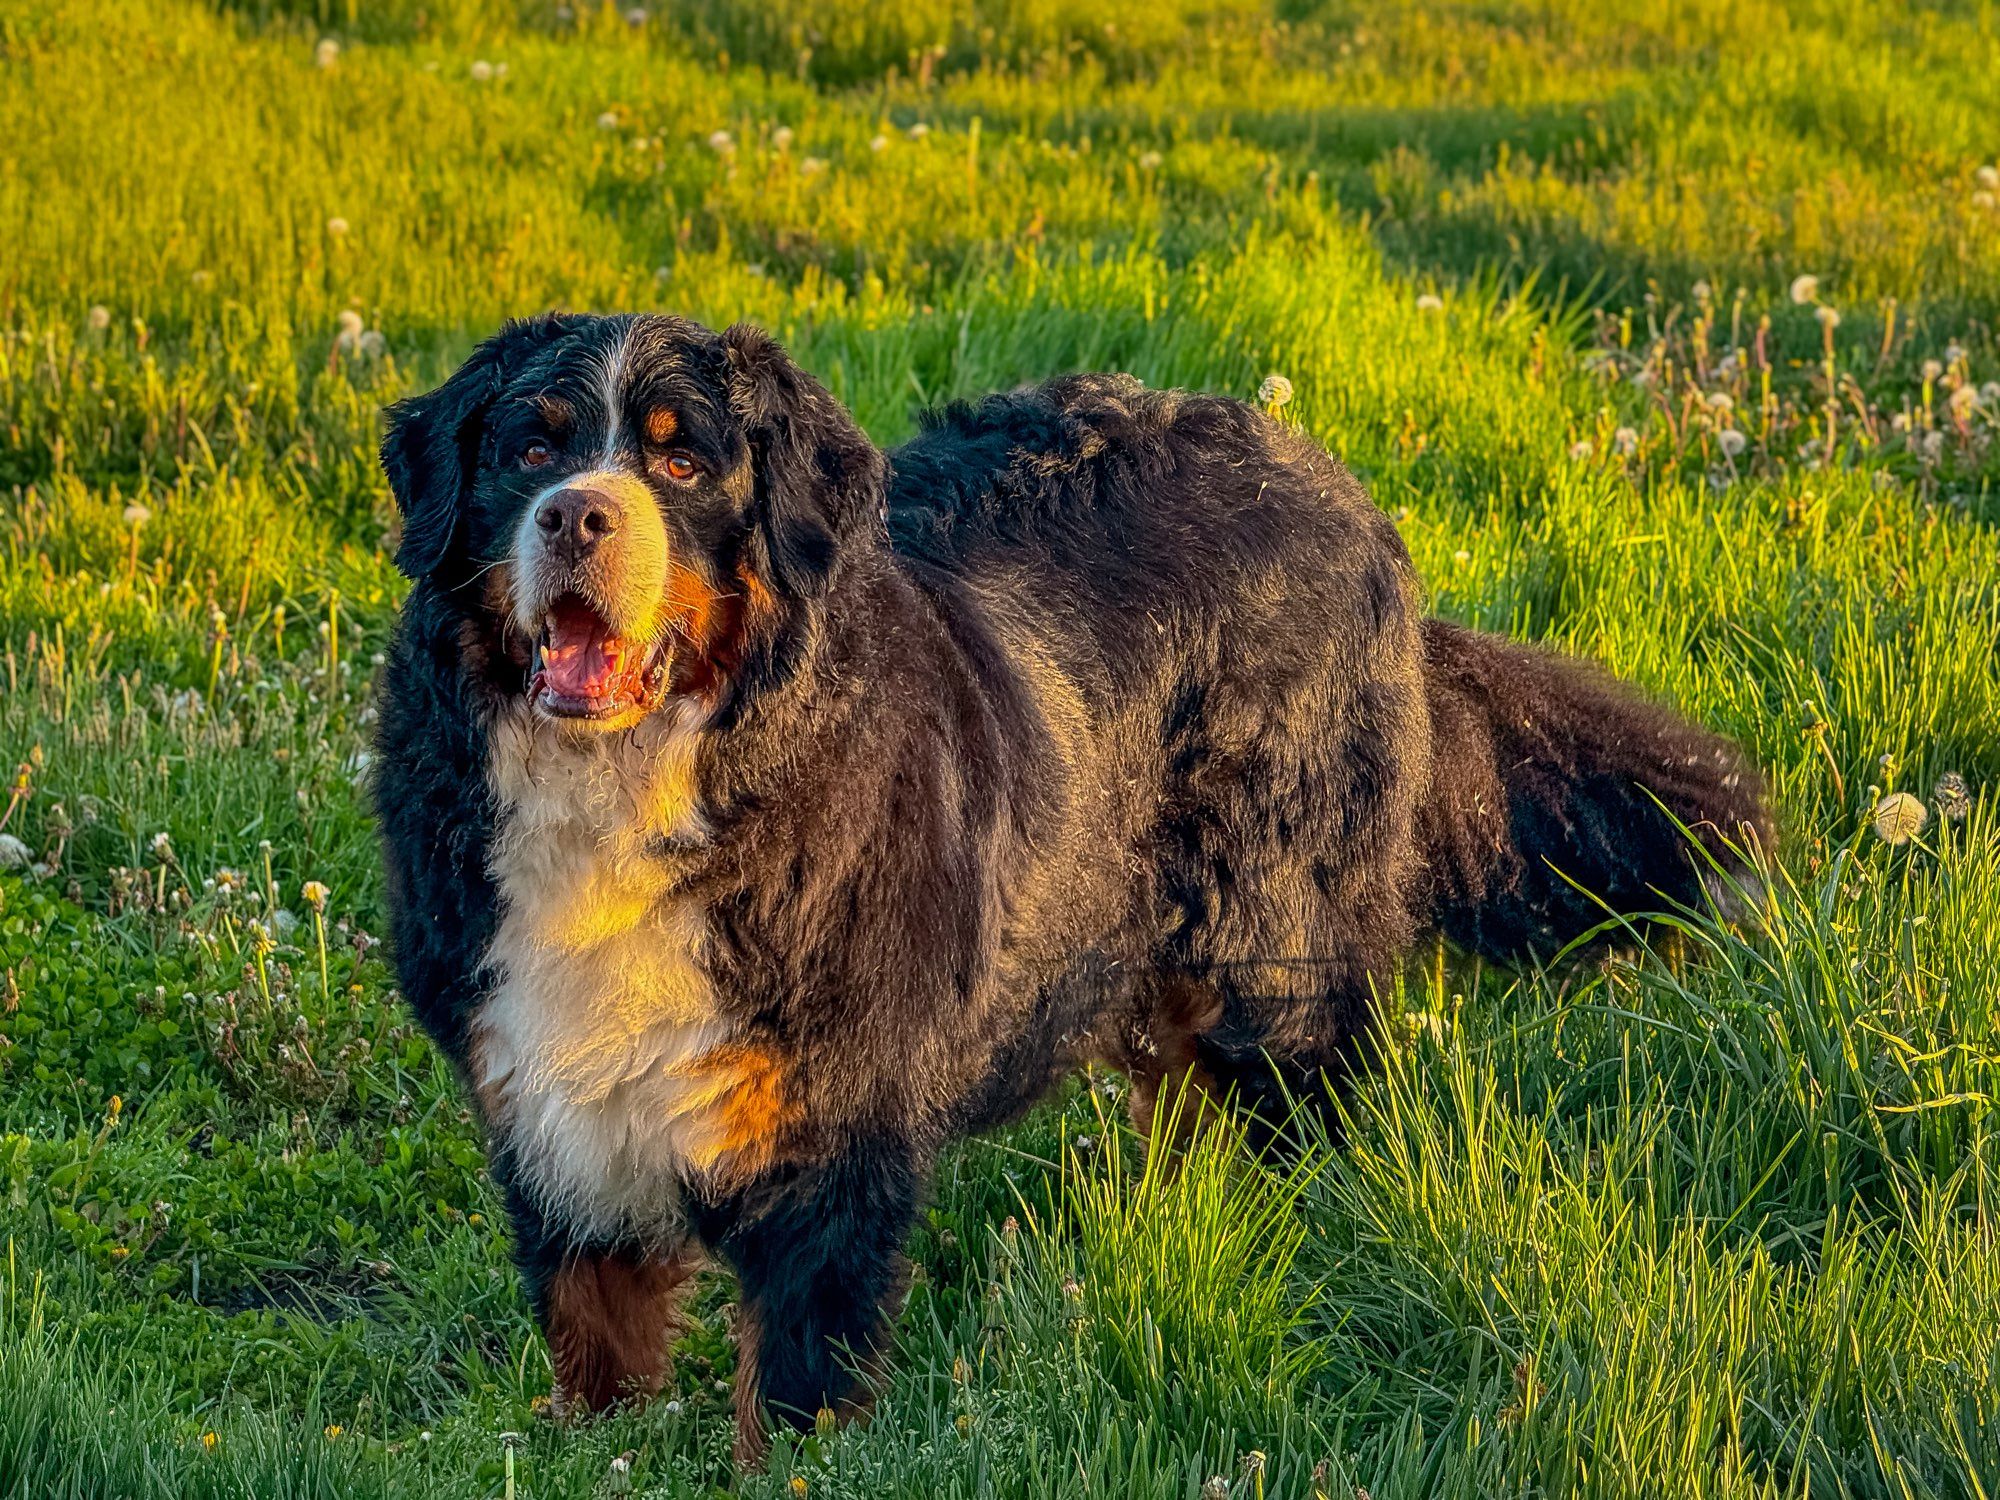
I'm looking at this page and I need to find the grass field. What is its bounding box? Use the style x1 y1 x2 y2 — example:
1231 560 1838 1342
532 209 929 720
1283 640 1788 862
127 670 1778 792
3 0 2000 1494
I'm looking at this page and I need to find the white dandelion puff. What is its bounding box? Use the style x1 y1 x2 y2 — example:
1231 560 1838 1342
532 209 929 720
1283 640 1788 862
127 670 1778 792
314 37 339 69
1137 150 1163 170
869 133 890 152
123 502 152 526
1256 374 1294 408
1613 426 1639 456
0 834 28 870
1977 165 2000 190
1788 274 1819 304
708 129 734 153
1815 305 1841 330
326 216 349 237
907 121 929 139
87 304 111 331
1415 292 1444 312
1872 792 1927 846
1717 428 1747 459
772 125 794 150
598 111 619 130
357 329 386 359
1568 439 1594 461
470 60 494 82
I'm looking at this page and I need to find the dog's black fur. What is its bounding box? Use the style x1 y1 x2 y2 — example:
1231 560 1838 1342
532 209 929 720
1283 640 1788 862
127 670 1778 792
372 313 1771 1457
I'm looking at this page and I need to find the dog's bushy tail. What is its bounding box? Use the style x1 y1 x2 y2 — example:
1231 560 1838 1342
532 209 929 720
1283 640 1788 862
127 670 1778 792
1415 620 1773 964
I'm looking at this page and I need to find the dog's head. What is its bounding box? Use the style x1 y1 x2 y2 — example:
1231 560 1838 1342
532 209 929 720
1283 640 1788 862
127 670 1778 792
380 313 883 729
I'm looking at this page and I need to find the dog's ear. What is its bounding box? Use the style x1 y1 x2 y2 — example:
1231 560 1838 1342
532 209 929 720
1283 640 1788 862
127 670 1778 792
722 323 884 598
380 317 570 579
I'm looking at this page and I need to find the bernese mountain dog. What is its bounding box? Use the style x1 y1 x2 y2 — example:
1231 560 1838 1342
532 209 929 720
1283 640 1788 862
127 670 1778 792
372 312 1771 1460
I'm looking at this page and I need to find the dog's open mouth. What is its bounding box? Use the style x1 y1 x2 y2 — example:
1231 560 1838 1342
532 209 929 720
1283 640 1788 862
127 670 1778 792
529 596 669 719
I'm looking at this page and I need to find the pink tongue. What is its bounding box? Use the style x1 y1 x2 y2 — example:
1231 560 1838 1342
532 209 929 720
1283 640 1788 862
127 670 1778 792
541 610 624 700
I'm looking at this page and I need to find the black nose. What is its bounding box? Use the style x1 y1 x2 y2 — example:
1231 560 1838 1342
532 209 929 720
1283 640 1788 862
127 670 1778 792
534 487 622 563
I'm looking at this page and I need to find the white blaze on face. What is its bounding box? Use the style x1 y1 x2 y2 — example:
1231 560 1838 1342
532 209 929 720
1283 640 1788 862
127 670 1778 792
507 325 674 720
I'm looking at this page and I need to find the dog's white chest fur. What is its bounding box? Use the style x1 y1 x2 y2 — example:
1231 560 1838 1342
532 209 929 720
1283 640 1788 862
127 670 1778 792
472 703 726 1241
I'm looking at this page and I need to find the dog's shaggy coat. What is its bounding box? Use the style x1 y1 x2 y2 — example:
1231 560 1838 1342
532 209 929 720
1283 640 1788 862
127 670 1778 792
372 313 1771 1458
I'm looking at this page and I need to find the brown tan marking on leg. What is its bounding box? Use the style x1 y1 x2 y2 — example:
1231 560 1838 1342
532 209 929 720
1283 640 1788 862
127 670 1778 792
730 1299 769 1467
545 1247 700 1418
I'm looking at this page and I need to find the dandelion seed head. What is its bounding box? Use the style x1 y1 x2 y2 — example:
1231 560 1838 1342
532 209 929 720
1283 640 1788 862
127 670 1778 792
708 128 734 152
314 37 339 69
800 156 828 176
1706 391 1734 411
907 121 929 139
470 59 494 81
1934 772 1972 821
1975 191 1999 211
1872 791 1927 845
1977 165 2000 190
123 502 152 526
625 6 648 23
87 304 111 331
1815 305 1840 329
0 833 28 870
1691 279 1712 303
1256 373 1294 408
1921 359 1944 382
357 329 386 358
326 216 349 237
1568 439 1594 460
1788 273 1819 304
1137 149 1163 170
1415 292 1444 312
869 133 890 152
1613 426 1639 456
772 125 794 150
1717 428 1747 459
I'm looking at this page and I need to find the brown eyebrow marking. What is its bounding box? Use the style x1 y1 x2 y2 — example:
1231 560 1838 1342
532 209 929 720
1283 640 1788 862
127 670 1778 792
532 394 575 428
644 406 679 444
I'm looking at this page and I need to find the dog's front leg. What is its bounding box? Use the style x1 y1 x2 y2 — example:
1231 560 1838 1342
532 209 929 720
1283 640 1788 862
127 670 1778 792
707 1139 922 1466
509 1190 701 1418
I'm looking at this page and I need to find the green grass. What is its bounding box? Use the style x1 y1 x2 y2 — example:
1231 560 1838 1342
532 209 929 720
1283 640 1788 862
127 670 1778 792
3 0 1999 1493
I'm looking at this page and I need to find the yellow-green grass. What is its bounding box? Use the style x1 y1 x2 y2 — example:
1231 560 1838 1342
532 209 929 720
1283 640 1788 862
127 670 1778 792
2 0 1998 1495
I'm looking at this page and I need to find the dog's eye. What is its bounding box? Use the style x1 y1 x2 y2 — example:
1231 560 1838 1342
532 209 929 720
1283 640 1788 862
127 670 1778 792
521 440 554 468
663 452 698 483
